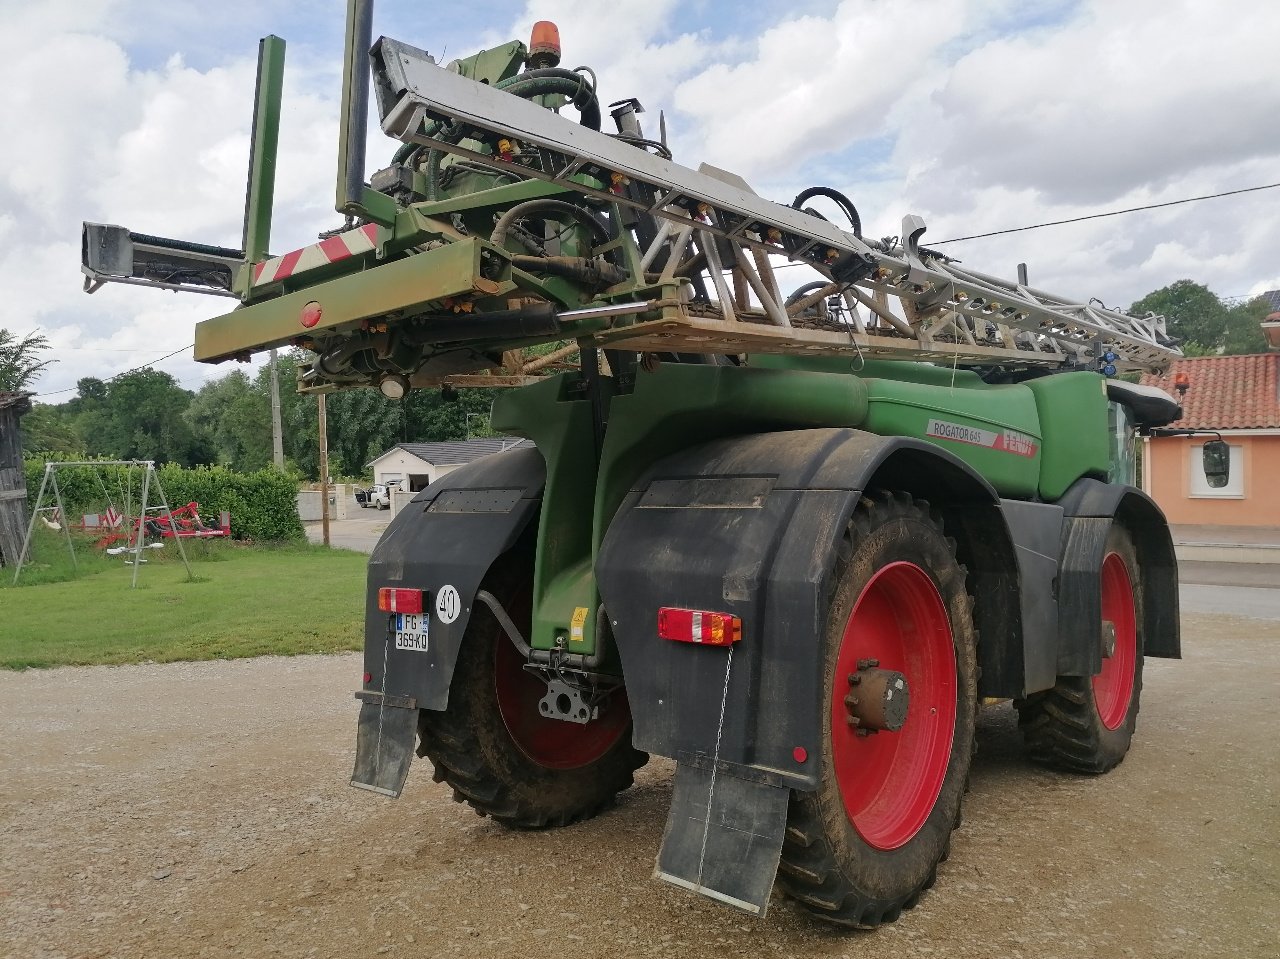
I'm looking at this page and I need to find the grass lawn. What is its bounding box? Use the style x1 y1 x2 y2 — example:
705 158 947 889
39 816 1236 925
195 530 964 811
0 540 368 669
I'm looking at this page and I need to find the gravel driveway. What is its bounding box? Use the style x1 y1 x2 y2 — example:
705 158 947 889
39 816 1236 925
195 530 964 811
2 609 1277 959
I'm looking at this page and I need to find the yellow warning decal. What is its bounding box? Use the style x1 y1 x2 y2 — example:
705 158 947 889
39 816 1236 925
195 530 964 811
570 606 589 643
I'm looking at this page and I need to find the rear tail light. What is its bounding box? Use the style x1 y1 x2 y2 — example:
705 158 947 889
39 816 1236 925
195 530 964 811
657 607 742 646
378 587 423 614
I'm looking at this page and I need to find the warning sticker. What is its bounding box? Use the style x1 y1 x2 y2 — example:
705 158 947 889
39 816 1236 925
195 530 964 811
570 606 589 643
926 418 1039 458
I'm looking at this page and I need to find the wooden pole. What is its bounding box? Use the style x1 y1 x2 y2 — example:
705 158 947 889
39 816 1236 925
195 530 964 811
318 392 330 547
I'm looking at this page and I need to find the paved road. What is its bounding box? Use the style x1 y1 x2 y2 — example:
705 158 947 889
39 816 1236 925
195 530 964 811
305 499 387 552
1180 584 1280 620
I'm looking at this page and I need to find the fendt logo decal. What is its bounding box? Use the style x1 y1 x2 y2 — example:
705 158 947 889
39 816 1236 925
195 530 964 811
926 419 1039 458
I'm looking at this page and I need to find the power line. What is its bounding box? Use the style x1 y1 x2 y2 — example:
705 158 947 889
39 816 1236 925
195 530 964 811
931 182 1280 245
35 344 194 399
52 345 189 353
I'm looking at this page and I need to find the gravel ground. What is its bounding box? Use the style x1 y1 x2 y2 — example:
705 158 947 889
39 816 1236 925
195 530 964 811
2 610 1277 959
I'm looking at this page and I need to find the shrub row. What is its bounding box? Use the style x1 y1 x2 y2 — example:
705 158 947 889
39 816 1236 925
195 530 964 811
22 458 303 542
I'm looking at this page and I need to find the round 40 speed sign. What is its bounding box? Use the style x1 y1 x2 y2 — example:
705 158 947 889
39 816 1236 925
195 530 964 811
435 585 461 624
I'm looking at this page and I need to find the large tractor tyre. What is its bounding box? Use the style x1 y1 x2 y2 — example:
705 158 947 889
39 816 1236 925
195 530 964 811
417 554 647 829
779 491 978 928
1017 524 1144 774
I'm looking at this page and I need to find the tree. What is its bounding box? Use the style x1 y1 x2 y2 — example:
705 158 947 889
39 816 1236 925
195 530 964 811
0 329 55 392
74 368 212 466
1130 280 1268 355
185 370 274 472
270 349 506 479
20 404 83 454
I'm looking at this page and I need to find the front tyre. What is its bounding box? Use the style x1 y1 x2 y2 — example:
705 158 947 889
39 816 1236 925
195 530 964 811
779 491 978 928
1017 523 1144 774
417 554 646 828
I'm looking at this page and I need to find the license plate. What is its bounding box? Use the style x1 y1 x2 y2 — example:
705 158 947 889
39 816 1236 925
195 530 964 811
394 613 429 652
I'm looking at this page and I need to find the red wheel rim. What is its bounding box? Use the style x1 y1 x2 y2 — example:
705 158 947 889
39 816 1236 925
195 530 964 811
831 562 957 851
1093 551 1137 730
493 632 630 770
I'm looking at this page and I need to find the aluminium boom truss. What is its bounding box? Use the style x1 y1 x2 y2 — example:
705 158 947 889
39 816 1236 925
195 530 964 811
373 38 1179 374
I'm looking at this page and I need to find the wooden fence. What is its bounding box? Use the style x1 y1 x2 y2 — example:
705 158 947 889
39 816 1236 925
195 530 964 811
0 392 33 567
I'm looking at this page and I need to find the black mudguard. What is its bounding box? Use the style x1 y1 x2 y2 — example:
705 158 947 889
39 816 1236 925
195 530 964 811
595 428 1001 914
1054 478 1180 675
351 445 544 797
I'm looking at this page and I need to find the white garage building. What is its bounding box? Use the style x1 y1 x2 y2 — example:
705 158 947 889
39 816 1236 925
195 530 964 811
365 437 533 493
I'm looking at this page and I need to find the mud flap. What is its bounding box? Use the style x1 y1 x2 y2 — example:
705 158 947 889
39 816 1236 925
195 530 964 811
655 760 790 917
350 694 418 798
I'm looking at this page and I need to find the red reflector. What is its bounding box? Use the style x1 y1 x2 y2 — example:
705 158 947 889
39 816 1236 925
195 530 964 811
378 587 423 614
300 300 323 328
657 607 742 646
363 672 372 683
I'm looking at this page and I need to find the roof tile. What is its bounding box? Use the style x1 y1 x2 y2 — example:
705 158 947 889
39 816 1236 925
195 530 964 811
392 436 533 466
1139 354 1280 430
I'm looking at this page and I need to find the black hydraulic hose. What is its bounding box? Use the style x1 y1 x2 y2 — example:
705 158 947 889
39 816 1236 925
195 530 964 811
509 255 629 288
317 337 376 377
785 280 834 308
476 589 534 659
791 185 862 238
402 302 560 345
490 199 616 261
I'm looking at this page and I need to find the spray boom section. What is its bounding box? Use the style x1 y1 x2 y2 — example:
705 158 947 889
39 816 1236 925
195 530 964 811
81 13 1181 397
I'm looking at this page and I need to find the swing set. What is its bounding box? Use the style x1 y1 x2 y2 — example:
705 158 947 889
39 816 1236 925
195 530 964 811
12 460 209 587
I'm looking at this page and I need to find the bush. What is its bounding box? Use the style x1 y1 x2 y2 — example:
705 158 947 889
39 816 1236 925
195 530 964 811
22 459 303 542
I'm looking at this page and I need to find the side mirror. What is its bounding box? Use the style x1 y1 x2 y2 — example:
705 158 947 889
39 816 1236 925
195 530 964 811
1202 439 1230 489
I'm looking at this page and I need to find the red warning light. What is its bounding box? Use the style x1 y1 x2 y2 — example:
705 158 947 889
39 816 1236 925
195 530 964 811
657 607 742 646
378 587 423 614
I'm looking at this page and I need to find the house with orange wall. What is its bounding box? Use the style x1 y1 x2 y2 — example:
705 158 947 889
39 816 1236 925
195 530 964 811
1139 354 1280 526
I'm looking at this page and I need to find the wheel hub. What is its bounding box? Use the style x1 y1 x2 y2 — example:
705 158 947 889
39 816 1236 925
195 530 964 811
1101 620 1117 659
844 659 910 735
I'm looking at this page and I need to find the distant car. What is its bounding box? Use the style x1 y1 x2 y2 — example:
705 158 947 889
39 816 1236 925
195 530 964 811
367 484 391 510
354 487 370 508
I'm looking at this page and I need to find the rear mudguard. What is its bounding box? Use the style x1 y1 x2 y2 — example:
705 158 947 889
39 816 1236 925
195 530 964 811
351 445 544 797
596 427 1013 791
595 428 1003 913
362 444 544 705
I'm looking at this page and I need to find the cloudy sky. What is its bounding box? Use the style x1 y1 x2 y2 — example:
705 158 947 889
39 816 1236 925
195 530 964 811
4 0 1277 399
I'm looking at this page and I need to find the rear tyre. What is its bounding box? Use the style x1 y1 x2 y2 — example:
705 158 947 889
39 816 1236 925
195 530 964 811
1017 523 1143 774
417 553 646 828
779 491 978 928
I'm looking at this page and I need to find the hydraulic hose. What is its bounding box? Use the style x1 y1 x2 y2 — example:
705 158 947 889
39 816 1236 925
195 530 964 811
785 280 835 308
791 185 862 238
509 255 629 289
490 199 617 263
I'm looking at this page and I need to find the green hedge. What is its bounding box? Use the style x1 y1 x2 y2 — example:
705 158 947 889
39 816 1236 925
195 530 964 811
22 458 303 542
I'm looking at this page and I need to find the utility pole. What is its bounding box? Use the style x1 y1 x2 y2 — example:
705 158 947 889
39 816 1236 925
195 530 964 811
318 392 330 547
269 349 285 470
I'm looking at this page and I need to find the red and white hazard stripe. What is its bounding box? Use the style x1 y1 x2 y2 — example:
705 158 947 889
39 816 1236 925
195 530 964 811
252 224 378 285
